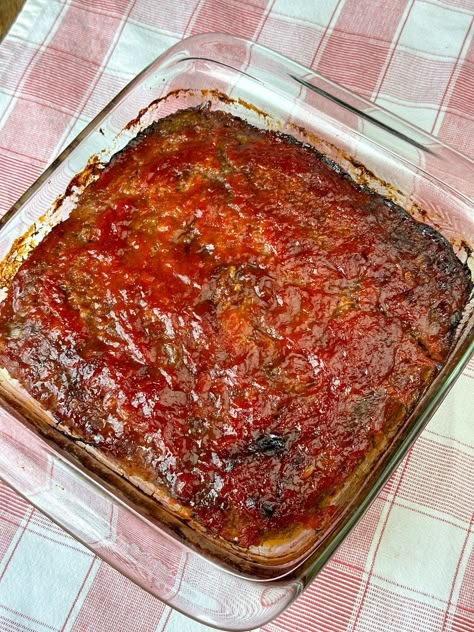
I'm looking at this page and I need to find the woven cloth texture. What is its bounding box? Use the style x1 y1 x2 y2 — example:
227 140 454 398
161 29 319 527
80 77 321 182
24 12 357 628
0 1 473 630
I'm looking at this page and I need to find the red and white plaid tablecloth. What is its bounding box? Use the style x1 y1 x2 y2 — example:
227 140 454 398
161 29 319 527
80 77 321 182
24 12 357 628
0 1 473 630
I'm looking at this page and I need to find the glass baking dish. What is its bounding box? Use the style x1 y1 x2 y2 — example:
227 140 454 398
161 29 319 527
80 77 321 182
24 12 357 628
0 33 472 630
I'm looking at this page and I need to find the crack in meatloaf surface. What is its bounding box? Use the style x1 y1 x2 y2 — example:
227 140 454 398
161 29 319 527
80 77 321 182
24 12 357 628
0 106 471 547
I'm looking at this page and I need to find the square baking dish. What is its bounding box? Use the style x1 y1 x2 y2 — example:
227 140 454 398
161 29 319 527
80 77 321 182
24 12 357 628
0 33 472 630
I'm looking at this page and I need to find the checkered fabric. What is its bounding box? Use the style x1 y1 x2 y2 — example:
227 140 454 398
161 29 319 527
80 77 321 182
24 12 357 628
0 1 473 630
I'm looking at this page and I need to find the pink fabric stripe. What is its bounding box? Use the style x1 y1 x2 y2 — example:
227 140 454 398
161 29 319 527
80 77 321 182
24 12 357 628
0 2 472 631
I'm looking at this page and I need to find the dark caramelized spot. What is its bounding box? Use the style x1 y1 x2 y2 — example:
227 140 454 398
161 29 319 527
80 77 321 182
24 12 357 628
251 433 288 456
261 500 276 518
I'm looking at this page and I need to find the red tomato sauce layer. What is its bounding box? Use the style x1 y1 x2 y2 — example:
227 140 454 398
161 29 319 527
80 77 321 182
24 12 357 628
0 107 471 547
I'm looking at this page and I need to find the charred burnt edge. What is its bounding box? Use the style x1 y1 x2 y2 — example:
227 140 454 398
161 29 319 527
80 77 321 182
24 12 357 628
380 201 472 293
264 126 465 281
260 500 276 518
153 105 469 288
95 103 471 293
97 105 222 176
57 427 96 447
460 240 473 262
290 75 434 153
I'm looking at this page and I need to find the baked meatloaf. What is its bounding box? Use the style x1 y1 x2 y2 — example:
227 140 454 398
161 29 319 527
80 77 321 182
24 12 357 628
0 106 471 549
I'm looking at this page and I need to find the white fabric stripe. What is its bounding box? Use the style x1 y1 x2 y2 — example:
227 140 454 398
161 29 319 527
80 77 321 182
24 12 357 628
47 0 138 162
432 16 474 136
0 0 69 133
61 557 101 632
310 0 347 69
0 506 34 580
370 0 416 102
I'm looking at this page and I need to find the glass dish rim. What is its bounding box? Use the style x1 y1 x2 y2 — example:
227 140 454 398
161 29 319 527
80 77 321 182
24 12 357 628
0 31 472 588
2 31 474 234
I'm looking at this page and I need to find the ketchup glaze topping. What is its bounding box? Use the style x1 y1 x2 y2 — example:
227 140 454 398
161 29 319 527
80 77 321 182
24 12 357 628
0 107 470 546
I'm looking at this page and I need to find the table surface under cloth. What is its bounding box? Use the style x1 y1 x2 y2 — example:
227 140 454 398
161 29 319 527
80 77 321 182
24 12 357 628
0 1 473 631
